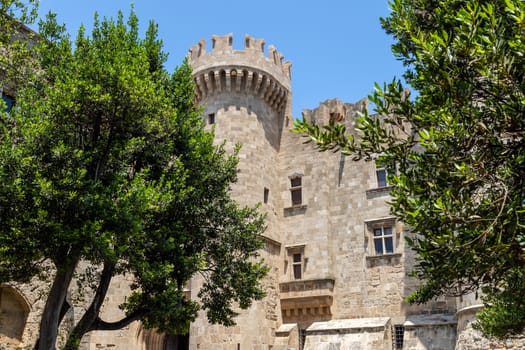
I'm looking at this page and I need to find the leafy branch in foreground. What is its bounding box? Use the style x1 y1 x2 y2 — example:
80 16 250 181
294 0 525 338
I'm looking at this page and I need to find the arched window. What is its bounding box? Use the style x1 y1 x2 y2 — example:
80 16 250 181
0 285 30 346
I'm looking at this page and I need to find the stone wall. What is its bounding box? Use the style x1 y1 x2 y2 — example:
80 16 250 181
303 318 392 350
79 273 142 350
455 306 525 350
278 99 456 318
0 275 77 350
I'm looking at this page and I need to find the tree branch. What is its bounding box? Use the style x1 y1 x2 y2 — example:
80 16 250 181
90 309 148 331
63 261 115 350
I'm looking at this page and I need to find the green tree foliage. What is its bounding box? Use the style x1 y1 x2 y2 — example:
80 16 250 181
294 0 525 338
0 9 267 350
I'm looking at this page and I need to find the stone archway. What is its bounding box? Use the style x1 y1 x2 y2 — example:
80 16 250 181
0 285 30 347
134 323 189 350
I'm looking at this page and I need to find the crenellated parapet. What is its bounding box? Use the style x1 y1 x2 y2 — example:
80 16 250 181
188 34 291 113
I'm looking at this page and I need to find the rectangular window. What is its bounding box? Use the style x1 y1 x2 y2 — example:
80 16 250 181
394 324 405 349
376 165 388 188
292 253 302 279
290 177 302 206
263 187 269 204
208 113 215 124
286 244 306 281
373 226 394 255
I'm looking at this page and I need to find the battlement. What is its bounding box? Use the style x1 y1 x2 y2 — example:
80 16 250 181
188 34 291 112
189 34 291 83
301 98 368 127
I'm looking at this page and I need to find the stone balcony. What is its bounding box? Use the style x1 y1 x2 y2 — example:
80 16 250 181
279 278 335 318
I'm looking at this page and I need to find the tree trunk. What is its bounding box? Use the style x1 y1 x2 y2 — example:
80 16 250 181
33 301 71 350
63 262 114 350
63 261 149 350
37 259 78 350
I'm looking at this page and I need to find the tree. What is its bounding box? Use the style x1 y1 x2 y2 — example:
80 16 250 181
294 0 525 338
0 9 267 350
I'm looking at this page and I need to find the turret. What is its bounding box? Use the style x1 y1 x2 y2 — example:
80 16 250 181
187 34 290 349
189 33 291 114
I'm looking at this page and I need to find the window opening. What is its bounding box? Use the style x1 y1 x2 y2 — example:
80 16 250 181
290 176 302 206
329 112 344 122
394 324 405 349
376 163 388 188
164 333 189 350
2 93 15 113
263 187 269 204
298 329 306 350
373 226 394 255
292 253 302 280
208 113 215 125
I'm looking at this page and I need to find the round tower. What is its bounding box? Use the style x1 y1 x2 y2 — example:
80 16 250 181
187 34 292 349
189 33 291 134
189 33 291 234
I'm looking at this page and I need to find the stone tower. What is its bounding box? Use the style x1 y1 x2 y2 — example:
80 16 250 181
187 33 291 350
189 33 290 235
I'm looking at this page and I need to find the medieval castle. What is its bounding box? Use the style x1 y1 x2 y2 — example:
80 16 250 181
1 33 524 350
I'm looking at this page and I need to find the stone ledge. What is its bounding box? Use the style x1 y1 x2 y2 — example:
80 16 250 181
366 186 392 198
366 253 402 260
456 303 484 316
279 278 335 294
275 323 297 337
404 314 457 327
284 243 306 250
260 234 282 248
306 317 391 332
283 204 308 216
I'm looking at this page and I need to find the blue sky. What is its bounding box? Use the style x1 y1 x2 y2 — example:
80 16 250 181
34 1 405 118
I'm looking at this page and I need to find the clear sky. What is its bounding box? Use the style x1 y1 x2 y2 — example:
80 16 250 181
34 0 405 118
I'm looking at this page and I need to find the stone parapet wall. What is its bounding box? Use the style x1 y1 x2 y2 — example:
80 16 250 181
456 309 525 350
189 34 291 90
304 318 392 350
189 34 290 114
